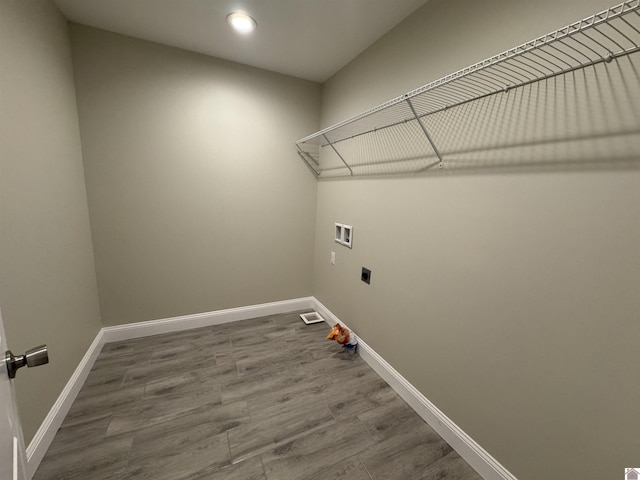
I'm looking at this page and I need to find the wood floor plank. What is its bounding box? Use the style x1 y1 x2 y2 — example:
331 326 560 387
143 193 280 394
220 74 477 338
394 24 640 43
106 398 248 438
64 382 145 421
324 377 397 419
244 373 332 418
358 414 453 480
261 417 376 480
410 451 484 480
228 397 335 463
123 422 231 480
300 455 373 480
33 435 133 480
46 412 112 456
193 456 267 480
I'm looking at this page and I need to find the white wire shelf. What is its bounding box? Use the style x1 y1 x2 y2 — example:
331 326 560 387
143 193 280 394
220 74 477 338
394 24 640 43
296 0 640 177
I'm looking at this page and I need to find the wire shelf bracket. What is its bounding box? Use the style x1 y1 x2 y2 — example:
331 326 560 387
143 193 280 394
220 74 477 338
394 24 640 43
405 95 444 169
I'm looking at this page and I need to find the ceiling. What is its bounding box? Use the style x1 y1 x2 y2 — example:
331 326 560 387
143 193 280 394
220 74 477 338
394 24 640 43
53 0 429 83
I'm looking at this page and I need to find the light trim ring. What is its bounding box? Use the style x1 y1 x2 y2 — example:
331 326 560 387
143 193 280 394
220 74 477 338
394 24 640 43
226 12 257 34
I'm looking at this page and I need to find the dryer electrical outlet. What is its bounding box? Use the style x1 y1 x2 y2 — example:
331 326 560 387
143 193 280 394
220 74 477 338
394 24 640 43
361 267 371 284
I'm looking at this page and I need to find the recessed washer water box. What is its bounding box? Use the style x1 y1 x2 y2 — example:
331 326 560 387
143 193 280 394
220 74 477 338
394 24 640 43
342 225 353 248
334 223 353 248
300 311 324 325
335 223 343 243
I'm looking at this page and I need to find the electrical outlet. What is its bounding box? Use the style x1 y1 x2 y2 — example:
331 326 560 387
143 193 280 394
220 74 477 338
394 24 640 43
330 252 336 265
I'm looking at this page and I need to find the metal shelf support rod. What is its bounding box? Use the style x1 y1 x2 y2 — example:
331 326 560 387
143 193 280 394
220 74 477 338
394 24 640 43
322 134 353 175
297 151 320 176
405 96 444 168
297 145 319 166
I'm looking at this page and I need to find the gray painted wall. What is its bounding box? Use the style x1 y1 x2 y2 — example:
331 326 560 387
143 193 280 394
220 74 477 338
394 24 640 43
69 25 321 325
0 0 102 442
314 0 640 479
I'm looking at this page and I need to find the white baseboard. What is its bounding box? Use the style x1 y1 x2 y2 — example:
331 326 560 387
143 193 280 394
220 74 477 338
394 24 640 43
101 297 314 343
25 330 106 479
312 297 518 480
25 296 314 479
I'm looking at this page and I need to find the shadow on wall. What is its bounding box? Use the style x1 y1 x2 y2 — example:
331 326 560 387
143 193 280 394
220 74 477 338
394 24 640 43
312 52 640 178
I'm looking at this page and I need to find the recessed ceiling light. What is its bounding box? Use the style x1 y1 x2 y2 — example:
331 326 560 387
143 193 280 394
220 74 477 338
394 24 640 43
226 12 257 34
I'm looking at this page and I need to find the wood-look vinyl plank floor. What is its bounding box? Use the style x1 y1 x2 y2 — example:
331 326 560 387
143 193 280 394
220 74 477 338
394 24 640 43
33 311 483 480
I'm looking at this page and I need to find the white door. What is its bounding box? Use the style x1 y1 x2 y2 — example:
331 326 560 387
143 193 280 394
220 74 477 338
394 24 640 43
0 307 27 480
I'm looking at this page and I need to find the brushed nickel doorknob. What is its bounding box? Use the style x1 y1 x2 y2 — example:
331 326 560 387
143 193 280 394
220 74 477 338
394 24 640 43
5 345 48 379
